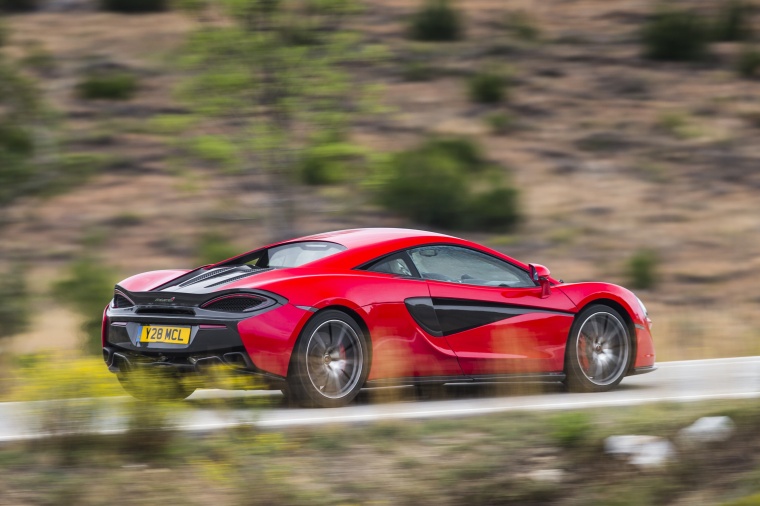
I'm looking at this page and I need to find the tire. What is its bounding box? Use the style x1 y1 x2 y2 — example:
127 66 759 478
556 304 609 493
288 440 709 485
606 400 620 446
117 369 196 401
565 304 632 393
287 310 370 408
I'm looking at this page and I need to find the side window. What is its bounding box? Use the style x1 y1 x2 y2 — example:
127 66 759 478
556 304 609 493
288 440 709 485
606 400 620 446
408 245 533 288
365 253 419 278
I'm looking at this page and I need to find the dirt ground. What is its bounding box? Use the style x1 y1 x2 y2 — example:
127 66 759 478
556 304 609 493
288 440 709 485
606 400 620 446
2 0 760 359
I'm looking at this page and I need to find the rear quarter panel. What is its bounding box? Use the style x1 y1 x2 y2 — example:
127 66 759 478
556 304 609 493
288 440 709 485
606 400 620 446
247 271 463 380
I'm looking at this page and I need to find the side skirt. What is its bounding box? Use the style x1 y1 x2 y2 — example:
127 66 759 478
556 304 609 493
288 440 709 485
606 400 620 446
364 372 566 388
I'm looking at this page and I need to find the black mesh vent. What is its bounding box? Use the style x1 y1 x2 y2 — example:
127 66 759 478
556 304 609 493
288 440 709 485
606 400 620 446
113 293 134 308
179 267 239 287
203 296 265 312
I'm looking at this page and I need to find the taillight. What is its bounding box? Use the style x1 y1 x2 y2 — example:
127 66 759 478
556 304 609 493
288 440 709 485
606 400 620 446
111 290 135 309
201 294 267 313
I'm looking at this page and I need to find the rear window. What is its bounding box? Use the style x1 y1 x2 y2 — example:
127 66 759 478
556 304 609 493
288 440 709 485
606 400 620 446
249 241 346 268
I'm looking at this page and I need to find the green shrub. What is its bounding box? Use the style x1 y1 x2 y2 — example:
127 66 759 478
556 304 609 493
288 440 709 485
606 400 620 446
197 232 238 265
401 61 437 81
379 149 467 228
41 153 111 197
504 10 541 42
549 412 593 448
76 71 138 100
299 142 367 185
713 0 753 42
485 111 515 135
737 46 760 78
21 43 56 75
642 9 710 61
147 114 197 135
0 265 30 340
409 0 463 42
468 69 507 104
52 258 118 355
377 137 520 231
656 111 701 139
99 0 167 12
424 136 484 166
627 249 659 290
191 135 239 169
466 186 519 231
0 122 34 156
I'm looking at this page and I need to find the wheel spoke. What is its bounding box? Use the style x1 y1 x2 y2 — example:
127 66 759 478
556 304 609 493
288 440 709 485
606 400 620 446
576 311 629 386
334 325 349 347
312 332 328 353
305 319 363 400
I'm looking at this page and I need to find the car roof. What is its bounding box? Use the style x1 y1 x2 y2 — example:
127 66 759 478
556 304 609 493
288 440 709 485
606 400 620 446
217 228 526 272
296 228 455 249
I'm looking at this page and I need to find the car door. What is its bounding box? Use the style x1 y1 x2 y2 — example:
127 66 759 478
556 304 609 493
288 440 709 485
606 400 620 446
407 245 577 377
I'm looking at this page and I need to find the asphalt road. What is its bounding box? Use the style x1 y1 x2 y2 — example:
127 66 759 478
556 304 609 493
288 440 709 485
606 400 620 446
1 356 758 441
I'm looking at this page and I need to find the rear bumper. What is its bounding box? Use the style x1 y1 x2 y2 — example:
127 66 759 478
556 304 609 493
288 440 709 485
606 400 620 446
102 345 286 387
103 306 290 385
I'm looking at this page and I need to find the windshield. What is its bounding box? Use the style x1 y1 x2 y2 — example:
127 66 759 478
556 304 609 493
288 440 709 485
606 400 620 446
249 241 346 269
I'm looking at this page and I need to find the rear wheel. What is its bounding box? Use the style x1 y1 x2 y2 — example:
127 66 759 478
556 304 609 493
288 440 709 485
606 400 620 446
565 304 632 393
117 369 196 401
288 310 370 408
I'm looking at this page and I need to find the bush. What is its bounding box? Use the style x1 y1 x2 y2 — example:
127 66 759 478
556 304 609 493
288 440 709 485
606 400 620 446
642 9 710 61
147 114 197 135
549 412 593 448
377 137 520 231
21 43 56 75
99 0 167 12
197 232 238 265
379 149 467 228
466 186 519 231
0 265 30 340
190 135 239 170
401 61 436 81
485 111 515 135
76 71 138 100
627 249 659 290
0 122 34 156
656 111 700 139
424 136 484 166
713 0 753 42
52 258 118 355
409 0 463 42
299 142 367 185
504 10 541 42
737 46 760 78
468 69 507 104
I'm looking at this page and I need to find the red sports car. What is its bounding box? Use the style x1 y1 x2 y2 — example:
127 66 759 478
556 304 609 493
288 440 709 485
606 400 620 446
102 228 655 407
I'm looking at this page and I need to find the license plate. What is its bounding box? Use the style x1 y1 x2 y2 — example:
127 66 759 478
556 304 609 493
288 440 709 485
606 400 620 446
140 325 191 345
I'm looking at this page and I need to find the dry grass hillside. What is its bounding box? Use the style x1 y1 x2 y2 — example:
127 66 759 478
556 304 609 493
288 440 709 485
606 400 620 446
1 0 760 360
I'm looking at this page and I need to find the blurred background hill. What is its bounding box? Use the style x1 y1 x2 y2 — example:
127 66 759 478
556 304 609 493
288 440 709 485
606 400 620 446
1 0 759 360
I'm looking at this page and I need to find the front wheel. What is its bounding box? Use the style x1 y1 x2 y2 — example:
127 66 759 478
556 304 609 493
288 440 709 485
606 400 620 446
287 310 370 408
565 305 632 393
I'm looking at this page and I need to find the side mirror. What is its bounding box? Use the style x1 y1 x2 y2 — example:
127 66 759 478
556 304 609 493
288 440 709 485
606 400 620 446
529 263 551 298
